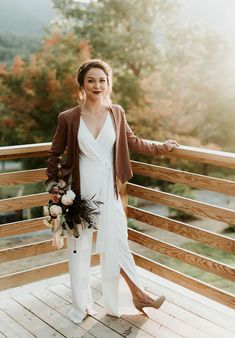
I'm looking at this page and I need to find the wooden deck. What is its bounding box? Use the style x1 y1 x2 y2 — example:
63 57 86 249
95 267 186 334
0 266 234 338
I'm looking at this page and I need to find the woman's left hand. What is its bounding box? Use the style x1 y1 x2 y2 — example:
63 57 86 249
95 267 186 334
162 139 179 152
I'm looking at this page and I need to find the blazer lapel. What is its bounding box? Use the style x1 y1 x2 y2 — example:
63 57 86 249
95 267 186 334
72 105 81 138
109 105 119 147
72 104 119 160
72 104 118 148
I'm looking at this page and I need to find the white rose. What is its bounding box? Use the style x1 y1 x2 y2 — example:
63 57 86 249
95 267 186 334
67 189 76 200
61 190 76 205
61 194 73 205
50 205 62 217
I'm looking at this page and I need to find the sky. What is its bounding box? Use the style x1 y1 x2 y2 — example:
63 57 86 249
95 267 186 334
1 0 235 44
76 0 235 47
184 0 235 46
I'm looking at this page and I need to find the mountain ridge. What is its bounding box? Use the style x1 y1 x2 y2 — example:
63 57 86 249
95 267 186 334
0 0 55 36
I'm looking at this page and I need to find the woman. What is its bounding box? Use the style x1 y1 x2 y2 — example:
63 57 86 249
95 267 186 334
46 59 179 323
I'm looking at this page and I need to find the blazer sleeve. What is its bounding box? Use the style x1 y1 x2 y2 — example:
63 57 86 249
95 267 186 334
45 113 68 189
121 106 168 155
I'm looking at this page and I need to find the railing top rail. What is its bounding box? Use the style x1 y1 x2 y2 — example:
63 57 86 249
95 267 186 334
1 142 235 168
0 143 51 157
152 141 235 168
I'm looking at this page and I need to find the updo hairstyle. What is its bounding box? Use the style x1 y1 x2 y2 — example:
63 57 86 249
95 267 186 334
76 59 113 107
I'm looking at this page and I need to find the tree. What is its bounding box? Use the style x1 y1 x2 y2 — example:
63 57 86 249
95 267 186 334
51 0 235 153
52 0 181 107
0 31 91 146
0 33 40 65
2 0 235 158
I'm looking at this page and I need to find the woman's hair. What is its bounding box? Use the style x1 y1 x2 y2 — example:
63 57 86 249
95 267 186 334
76 59 113 107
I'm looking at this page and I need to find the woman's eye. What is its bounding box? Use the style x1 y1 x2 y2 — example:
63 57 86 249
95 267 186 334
87 79 105 83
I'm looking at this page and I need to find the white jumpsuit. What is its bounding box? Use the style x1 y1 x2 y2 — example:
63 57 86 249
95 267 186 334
67 112 145 323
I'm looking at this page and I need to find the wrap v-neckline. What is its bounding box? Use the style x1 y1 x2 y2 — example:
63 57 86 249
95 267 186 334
80 112 110 141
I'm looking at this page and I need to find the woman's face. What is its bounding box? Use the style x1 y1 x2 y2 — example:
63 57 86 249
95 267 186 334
82 67 109 102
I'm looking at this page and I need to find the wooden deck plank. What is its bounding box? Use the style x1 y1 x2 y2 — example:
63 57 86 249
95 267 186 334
50 283 156 338
0 273 70 302
12 293 91 338
157 294 235 338
0 298 64 338
115 269 235 338
135 268 235 333
139 267 235 320
29 288 106 338
83 281 183 338
35 284 124 338
0 309 34 338
87 286 180 338
89 276 211 338
31 287 126 338
54 280 182 338
0 268 234 338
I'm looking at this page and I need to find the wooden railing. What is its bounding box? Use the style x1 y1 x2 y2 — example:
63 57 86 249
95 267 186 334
0 143 235 309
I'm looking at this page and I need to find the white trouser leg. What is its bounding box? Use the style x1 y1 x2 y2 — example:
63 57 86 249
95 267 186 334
100 252 121 317
67 227 96 324
115 197 145 293
100 242 145 317
99 196 146 317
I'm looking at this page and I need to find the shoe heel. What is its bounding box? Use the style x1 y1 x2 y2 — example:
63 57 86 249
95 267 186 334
140 308 149 317
133 298 149 317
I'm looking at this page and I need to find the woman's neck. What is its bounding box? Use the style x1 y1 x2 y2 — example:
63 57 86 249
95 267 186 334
81 100 106 115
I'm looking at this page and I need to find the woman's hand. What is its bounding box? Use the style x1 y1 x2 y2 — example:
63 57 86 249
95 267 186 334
162 139 179 152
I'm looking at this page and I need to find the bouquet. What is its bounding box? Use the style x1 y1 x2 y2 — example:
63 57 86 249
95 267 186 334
43 177 103 251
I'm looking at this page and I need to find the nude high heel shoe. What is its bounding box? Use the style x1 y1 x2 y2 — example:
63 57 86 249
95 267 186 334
133 295 166 317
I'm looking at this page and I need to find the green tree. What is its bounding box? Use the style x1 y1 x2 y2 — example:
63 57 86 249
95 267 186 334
52 0 235 153
52 0 180 107
0 33 41 65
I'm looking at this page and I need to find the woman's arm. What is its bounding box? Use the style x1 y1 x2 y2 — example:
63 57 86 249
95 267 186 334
45 113 68 190
121 107 178 155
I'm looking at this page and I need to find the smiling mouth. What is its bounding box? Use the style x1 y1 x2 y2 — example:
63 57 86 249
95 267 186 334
93 91 102 94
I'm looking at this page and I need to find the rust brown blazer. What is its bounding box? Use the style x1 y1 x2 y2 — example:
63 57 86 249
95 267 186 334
46 104 168 198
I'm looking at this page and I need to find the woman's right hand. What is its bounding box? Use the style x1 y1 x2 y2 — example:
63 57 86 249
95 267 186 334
162 139 179 152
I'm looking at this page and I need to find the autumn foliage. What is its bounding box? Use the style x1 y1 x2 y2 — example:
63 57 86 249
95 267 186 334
0 31 91 145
